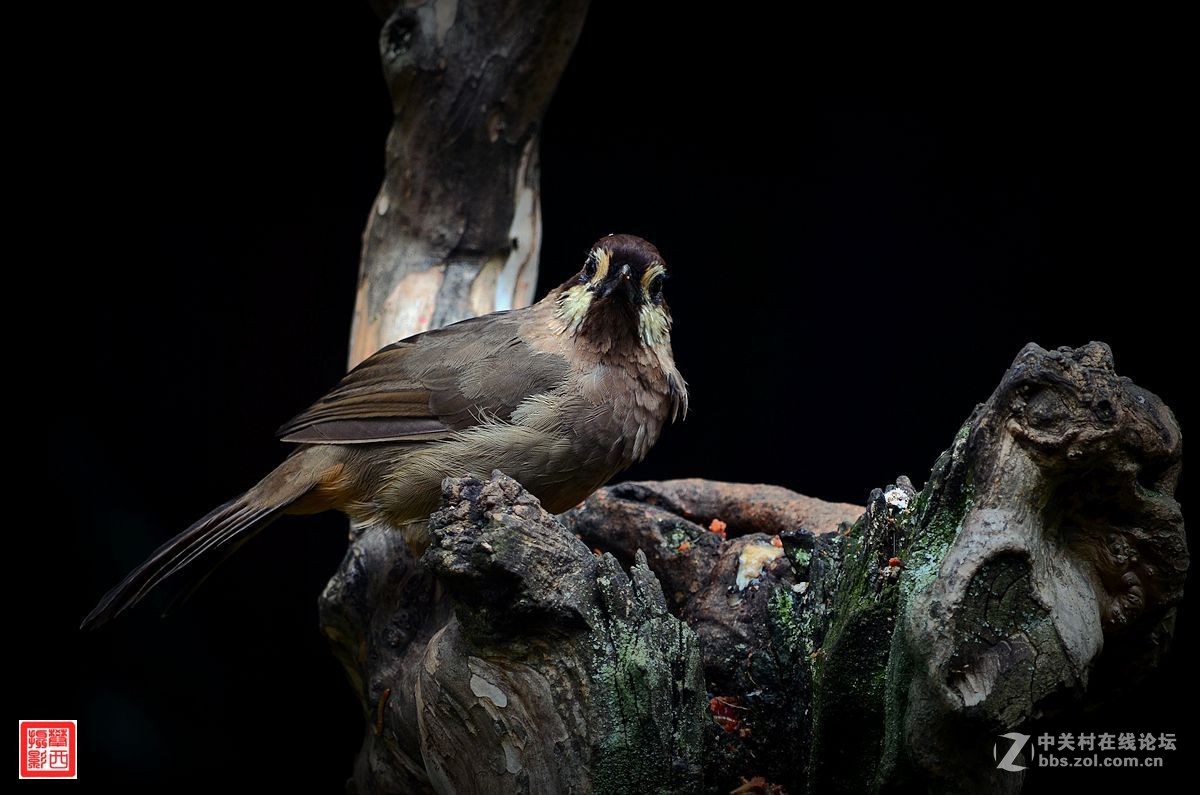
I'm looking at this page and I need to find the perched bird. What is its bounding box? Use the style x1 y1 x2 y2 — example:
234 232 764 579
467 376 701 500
83 234 687 629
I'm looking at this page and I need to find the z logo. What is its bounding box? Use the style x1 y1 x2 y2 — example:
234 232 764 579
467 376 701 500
994 732 1032 771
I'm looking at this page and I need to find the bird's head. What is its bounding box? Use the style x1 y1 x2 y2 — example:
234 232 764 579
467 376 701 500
555 234 672 347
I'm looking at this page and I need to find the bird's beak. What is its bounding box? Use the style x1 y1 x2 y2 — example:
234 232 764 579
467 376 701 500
618 264 639 301
595 263 639 302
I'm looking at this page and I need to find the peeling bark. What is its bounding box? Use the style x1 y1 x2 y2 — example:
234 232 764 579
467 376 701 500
348 0 589 365
420 473 707 793
324 472 709 793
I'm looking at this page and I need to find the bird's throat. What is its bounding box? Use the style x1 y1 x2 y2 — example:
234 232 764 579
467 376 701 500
554 284 649 354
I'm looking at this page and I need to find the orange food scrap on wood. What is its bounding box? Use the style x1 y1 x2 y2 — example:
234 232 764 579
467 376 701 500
709 695 744 733
678 541 691 552
709 518 727 539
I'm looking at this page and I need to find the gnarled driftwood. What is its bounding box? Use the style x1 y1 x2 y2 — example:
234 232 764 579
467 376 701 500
320 342 1185 793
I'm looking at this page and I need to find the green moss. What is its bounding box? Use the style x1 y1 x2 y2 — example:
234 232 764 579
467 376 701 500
768 588 807 658
876 620 916 788
589 611 705 794
790 547 813 571
877 422 977 788
808 508 901 792
810 421 977 793
659 518 705 551
899 489 974 603
810 592 899 791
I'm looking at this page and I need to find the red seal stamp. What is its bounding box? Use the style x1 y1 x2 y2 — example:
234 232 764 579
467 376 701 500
18 721 76 779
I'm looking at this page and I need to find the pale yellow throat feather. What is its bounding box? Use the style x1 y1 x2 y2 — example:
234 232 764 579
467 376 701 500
555 247 607 334
555 283 592 335
639 262 670 346
638 303 671 346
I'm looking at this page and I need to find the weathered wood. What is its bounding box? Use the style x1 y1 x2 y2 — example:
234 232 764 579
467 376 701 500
321 341 1185 793
320 523 445 793
810 342 1186 793
421 472 706 793
562 479 863 792
348 0 589 366
563 480 860 612
565 342 1186 793
323 472 709 793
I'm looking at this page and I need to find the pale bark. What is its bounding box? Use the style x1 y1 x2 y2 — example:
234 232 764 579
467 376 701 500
347 0 588 366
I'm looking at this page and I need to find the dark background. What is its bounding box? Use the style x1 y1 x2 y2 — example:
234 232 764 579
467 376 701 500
27 2 1190 790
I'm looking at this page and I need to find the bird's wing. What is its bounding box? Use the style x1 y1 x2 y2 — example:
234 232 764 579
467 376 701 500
277 312 571 444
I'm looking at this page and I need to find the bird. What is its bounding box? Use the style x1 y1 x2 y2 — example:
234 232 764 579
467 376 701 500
82 233 687 629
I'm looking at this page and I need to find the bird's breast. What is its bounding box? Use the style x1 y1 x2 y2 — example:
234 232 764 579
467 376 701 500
516 303 678 480
570 357 672 467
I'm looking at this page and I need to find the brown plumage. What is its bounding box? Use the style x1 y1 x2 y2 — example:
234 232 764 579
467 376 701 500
83 234 687 629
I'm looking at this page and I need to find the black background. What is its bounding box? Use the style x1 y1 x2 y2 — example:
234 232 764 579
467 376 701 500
27 2 1191 790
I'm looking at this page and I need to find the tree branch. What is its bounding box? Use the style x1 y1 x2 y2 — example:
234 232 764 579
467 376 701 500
348 0 589 365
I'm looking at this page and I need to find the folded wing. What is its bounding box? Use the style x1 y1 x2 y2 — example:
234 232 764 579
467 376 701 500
277 313 571 444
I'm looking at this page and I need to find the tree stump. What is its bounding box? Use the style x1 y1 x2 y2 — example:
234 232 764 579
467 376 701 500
320 342 1186 793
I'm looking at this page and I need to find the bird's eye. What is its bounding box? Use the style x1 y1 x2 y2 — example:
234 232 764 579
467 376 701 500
582 253 598 282
648 273 665 302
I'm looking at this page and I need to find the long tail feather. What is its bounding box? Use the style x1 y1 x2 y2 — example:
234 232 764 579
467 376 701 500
81 447 339 630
